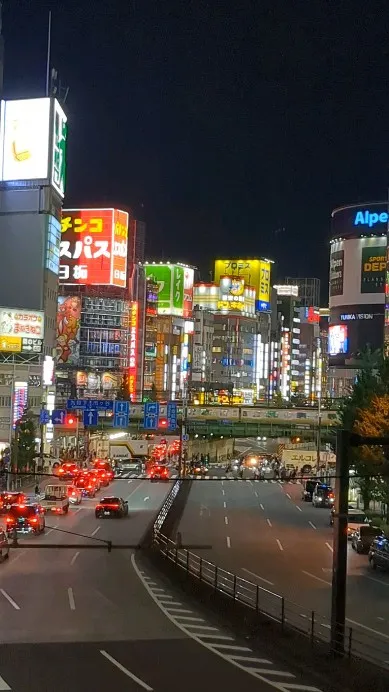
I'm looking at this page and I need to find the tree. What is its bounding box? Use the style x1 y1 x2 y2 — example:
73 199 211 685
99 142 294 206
116 373 132 401
11 410 36 472
354 394 389 512
272 391 285 408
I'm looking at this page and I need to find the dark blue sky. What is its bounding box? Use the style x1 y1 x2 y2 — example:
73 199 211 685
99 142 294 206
4 1 389 298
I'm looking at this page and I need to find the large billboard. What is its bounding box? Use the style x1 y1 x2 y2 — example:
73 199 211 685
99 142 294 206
214 258 271 309
56 296 81 365
144 264 190 316
360 245 386 294
0 97 68 197
332 202 388 237
0 307 44 354
329 236 387 308
59 208 129 287
128 301 138 400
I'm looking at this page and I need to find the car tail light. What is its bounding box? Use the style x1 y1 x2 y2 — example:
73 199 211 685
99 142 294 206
6 517 12 523
30 518 37 523
96 505 102 510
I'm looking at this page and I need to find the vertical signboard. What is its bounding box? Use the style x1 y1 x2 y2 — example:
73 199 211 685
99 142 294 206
128 301 138 400
329 249 344 297
144 264 189 316
56 296 81 364
51 99 68 197
183 267 194 318
0 98 51 182
173 265 184 312
258 260 271 307
12 381 28 428
60 208 128 287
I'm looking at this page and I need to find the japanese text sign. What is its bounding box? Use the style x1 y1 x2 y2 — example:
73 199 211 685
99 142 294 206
59 208 129 287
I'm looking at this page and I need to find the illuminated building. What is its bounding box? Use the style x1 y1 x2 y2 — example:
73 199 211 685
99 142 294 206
142 262 195 400
328 202 387 398
56 208 145 403
0 96 67 448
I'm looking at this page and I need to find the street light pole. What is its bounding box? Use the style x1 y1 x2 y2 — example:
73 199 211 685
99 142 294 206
330 429 349 656
316 391 322 472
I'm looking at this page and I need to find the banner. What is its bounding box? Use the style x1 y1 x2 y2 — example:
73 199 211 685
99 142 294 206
329 249 344 297
361 245 386 294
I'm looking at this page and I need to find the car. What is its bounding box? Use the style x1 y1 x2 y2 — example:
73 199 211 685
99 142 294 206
312 484 335 508
0 528 9 561
351 525 384 553
92 460 114 482
190 463 207 476
93 468 110 487
117 459 144 476
5 503 45 534
95 497 128 518
57 462 80 480
82 469 101 491
75 477 96 498
369 536 389 571
330 508 370 538
302 480 317 502
0 492 26 513
149 465 169 481
67 485 82 505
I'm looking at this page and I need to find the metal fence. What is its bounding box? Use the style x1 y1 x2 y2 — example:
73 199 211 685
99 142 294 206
152 481 389 670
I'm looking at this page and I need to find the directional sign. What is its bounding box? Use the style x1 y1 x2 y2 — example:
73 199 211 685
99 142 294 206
143 402 159 430
52 409 66 425
113 412 130 428
67 399 113 411
113 400 130 415
167 402 177 431
39 409 50 425
83 409 98 427
182 433 189 442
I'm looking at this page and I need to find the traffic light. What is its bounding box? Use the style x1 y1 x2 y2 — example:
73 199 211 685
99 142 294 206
158 418 167 428
65 414 77 427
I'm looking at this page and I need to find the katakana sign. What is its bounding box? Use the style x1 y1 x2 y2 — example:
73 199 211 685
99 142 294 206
59 208 129 287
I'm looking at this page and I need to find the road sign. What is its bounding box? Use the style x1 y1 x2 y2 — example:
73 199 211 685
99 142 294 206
52 409 66 425
114 400 130 415
39 409 50 425
167 402 177 431
182 433 189 442
113 412 130 428
83 409 98 427
144 402 159 430
67 399 113 411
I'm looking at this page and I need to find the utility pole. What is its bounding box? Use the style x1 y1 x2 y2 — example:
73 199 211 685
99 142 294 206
316 391 322 471
39 399 46 480
330 429 350 656
179 396 188 478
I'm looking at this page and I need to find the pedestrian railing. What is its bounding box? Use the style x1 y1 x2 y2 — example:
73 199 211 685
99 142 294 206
152 513 389 669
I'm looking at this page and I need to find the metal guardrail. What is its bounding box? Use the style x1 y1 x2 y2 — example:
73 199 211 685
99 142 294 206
151 482 389 669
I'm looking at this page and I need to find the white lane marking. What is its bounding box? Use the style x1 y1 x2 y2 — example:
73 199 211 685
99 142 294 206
68 587 76 611
260 503 265 510
377 616 385 621
74 507 82 514
364 576 389 587
252 669 294 678
276 539 283 552
230 655 272 664
0 674 11 690
221 489 225 496
302 570 331 586
282 686 323 691
100 650 153 691
295 505 302 512
267 518 272 527
131 554 310 692
128 480 133 484
223 501 227 509
9 550 25 564
254 491 258 497
309 521 316 530
226 536 231 548
70 551 80 566
221 481 224 486
174 616 206 622
184 624 220 631
286 493 291 499
144 496 150 502
168 608 193 614
241 568 274 587
224 516 229 526
325 542 333 553
346 618 389 640
91 526 100 537
0 588 20 610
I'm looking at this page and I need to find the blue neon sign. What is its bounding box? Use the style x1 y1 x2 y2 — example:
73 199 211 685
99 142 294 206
354 210 388 228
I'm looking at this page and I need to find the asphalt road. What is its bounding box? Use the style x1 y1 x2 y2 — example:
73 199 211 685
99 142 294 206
0 475 316 692
177 472 389 662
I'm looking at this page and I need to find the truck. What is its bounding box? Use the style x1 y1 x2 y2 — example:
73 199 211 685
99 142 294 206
40 484 70 515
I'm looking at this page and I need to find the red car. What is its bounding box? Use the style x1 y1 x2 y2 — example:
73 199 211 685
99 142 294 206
57 462 80 480
75 476 96 498
93 461 114 482
0 492 26 514
6 503 45 534
149 465 169 482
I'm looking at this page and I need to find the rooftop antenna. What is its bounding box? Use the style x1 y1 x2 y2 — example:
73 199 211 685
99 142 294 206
45 10 52 96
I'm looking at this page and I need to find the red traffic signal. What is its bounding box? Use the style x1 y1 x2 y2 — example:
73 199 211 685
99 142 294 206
65 415 77 427
158 418 168 428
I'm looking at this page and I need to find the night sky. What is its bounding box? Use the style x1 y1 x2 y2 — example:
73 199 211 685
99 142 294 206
4 1 389 300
